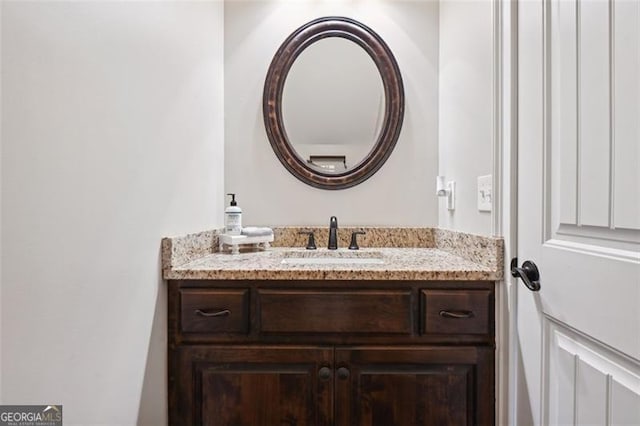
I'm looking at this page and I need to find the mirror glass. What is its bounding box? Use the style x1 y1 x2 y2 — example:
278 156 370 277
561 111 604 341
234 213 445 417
282 38 385 173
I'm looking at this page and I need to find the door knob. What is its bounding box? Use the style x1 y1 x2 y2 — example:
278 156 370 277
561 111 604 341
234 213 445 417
337 367 350 380
510 258 541 291
318 366 332 381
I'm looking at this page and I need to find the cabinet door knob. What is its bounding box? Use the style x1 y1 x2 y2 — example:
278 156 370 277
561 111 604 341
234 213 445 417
318 366 332 381
337 367 350 380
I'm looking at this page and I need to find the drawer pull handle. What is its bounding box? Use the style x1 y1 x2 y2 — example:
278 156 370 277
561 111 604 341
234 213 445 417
439 309 474 319
195 309 231 317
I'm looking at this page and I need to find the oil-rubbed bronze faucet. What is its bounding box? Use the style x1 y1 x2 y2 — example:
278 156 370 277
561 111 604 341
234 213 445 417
328 216 338 249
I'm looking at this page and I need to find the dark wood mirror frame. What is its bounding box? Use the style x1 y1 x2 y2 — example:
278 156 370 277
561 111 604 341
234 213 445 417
263 16 405 190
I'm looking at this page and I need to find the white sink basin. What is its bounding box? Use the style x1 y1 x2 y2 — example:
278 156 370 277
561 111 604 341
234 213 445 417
281 250 385 265
281 257 385 265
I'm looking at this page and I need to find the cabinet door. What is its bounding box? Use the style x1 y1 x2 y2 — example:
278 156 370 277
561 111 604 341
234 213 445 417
334 346 494 426
170 345 333 426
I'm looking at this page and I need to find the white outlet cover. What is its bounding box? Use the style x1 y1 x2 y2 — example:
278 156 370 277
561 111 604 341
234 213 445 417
477 175 492 212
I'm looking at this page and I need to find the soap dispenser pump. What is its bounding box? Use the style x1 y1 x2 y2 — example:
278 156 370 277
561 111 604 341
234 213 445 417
225 193 242 235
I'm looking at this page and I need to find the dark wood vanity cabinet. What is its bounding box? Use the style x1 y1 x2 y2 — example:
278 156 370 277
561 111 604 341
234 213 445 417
334 346 494 426
168 280 495 426
172 346 333 426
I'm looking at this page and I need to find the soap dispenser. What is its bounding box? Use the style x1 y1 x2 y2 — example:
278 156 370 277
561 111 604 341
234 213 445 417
224 193 242 235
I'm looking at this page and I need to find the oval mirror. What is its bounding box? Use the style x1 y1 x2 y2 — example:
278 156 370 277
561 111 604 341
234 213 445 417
263 16 404 190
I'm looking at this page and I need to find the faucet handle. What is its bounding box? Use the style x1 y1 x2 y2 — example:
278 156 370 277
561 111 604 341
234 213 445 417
298 231 317 250
349 231 366 250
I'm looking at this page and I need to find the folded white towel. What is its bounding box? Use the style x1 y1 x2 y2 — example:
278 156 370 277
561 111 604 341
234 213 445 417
241 226 274 237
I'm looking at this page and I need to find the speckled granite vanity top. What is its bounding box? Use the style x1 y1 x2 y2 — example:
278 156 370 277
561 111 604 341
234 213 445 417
162 227 503 281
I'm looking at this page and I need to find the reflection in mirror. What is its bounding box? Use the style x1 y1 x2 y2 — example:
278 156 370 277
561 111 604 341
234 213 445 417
282 38 385 173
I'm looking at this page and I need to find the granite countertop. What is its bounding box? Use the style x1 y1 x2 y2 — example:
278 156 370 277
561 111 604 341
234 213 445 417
162 227 504 281
165 247 498 281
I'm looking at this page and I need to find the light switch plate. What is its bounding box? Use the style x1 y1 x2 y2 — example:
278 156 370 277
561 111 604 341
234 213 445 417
477 175 492 212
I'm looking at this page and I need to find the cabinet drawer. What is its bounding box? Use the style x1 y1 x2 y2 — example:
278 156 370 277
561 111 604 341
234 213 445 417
258 289 412 334
180 289 249 334
421 290 491 335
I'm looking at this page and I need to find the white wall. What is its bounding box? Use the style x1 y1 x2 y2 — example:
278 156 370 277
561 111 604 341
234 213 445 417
0 2 224 425
224 1 439 227
438 0 494 235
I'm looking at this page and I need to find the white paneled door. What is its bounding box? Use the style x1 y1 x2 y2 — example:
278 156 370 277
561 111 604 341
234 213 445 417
517 0 640 425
